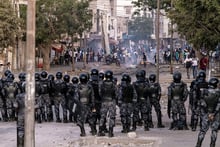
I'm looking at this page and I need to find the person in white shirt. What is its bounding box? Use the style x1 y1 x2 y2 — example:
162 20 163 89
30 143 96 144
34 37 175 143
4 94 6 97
191 55 199 79
184 55 193 79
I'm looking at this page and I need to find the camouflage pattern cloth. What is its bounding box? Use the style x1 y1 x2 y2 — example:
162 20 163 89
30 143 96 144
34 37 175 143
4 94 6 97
51 78 67 122
118 81 137 132
168 81 189 130
148 82 164 128
14 92 25 147
2 81 19 121
132 80 150 131
40 78 53 122
196 88 220 147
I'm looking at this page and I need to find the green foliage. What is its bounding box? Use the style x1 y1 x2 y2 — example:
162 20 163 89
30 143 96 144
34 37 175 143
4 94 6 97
132 0 171 13
35 0 92 46
0 1 22 48
168 0 220 50
128 16 153 41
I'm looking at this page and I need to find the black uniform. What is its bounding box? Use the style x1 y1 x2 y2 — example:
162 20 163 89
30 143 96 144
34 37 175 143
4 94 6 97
98 70 117 137
74 73 95 136
148 74 165 128
51 72 67 122
190 71 208 131
196 78 220 147
168 72 189 130
40 71 53 122
132 70 151 131
2 73 19 121
118 74 137 133
14 89 25 147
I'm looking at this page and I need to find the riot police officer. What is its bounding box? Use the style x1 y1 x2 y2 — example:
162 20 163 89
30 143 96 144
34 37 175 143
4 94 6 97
190 70 208 131
17 72 26 93
118 73 137 133
71 76 79 122
0 77 5 121
63 74 72 123
195 77 220 147
148 74 165 128
35 72 43 123
98 70 117 137
167 71 189 130
2 73 19 121
14 83 25 147
74 73 95 136
132 70 151 131
88 69 101 133
51 71 67 122
40 71 53 122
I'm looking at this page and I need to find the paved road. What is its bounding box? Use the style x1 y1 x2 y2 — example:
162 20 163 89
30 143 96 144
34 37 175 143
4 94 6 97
1 62 219 147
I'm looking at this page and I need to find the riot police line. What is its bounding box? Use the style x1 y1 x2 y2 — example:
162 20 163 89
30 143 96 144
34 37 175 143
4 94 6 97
0 69 220 147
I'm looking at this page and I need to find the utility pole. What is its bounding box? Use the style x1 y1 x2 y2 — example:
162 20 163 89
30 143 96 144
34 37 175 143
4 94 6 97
156 0 160 83
25 0 36 146
169 0 173 74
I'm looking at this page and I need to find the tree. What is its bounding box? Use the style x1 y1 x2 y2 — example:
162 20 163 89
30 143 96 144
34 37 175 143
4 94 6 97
20 0 92 71
168 0 220 51
132 0 220 51
128 16 153 42
132 0 171 12
0 1 22 51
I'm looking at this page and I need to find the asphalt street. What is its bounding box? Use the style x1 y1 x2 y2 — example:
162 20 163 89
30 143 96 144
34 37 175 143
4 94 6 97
0 62 219 147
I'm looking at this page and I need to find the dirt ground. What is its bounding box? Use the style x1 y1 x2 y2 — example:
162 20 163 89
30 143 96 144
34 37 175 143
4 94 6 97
0 62 220 147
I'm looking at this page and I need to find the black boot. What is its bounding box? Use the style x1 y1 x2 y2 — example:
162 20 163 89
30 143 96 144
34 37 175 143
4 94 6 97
195 140 202 147
144 122 149 131
127 124 131 132
80 126 86 137
108 127 114 137
103 124 109 133
157 112 165 128
37 114 42 123
98 126 105 136
90 125 97 136
132 122 137 131
121 125 127 133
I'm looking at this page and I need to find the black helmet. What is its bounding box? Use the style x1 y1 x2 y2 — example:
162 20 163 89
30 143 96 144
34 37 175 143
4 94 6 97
56 72 63 79
121 74 131 82
91 69 99 76
208 77 219 89
48 74 55 81
99 72 105 80
18 72 24 81
105 70 113 80
79 73 88 83
4 70 11 77
198 70 206 80
173 72 182 83
41 71 48 79
63 74 70 83
91 69 99 81
141 70 146 77
35 72 41 81
136 70 145 81
21 72 26 81
72 77 79 84
8 73 15 81
149 74 156 83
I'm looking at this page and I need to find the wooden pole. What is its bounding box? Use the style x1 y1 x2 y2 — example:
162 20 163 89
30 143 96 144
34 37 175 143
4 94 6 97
24 0 36 147
156 0 160 83
170 0 173 74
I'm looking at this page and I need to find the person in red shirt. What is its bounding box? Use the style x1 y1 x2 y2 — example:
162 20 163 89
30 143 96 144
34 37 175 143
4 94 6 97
199 54 208 71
